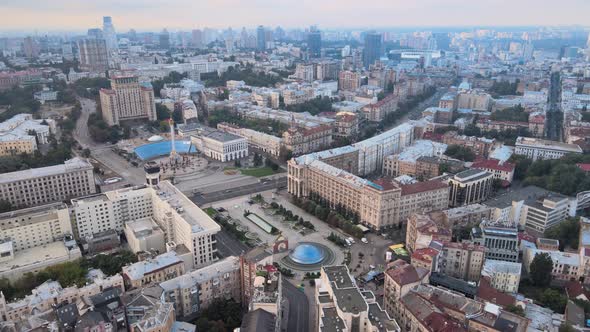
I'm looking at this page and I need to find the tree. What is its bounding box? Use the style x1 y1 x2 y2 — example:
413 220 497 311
156 104 171 120
445 144 476 162
529 252 553 287
544 218 580 250
81 148 91 158
559 323 576 332
540 288 567 313
0 200 13 213
505 304 525 317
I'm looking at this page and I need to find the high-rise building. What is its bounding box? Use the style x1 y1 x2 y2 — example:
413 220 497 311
307 27 321 58
22 37 40 58
99 73 157 126
102 16 118 52
159 29 170 50
77 38 109 72
191 29 203 48
363 32 382 68
87 28 103 39
256 25 266 50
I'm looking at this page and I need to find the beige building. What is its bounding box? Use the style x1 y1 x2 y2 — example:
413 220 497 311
130 301 175 332
77 38 109 72
383 260 430 323
124 217 166 254
523 247 580 282
316 265 400 332
438 241 485 282
361 94 398 122
514 136 583 161
448 169 494 207
122 251 186 289
282 124 332 156
397 180 450 225
405 213 451 253
457 90 492 111
72 181 220 269
99 74 157 126
0 271 123 322
160 256 241 318
190 127 248 162
382 140 448 178
0 202 72 252
217 122 282 157
0 157 96 209
338 70 361 91
481 259 522 293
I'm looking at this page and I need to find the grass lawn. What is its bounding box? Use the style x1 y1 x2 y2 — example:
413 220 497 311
203 207 218 217
240 167 279 177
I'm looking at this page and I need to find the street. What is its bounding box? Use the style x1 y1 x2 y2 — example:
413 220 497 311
283 280 310 332
191 177 287 205
215 229 250 258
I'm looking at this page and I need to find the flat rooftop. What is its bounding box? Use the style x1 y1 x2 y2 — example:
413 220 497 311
159 256 239 291
515 137 583 153
205 130 244 143
122 251 183 281
0 158 92 185
482 259 522 276
484 185 566 209
0 241 76 275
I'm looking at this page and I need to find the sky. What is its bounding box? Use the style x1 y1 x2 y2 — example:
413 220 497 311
0 0 589 32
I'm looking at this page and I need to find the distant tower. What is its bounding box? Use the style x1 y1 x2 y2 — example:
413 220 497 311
169 118 179 162
102 16 118 52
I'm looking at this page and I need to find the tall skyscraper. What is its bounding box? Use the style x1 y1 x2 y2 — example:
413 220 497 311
102 16 118 52
191 29 203 48
307 27 322 58
240 27 249 48
22 37 40 58
77 38 109 72
99 74 157 126
257 25 266 50
363 32 382 69
87 28 104 39
160 29 170 50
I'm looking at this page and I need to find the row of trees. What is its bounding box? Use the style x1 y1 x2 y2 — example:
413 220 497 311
202 65 283 88
510 153 590 196
151 71 187 98
488 79 520 97
285 96 335 115
490 104 528 122
292 194 364 238
527 253 568 313
87 112 129 143
444 144 476 162
462 123 532 146
0 85 42 121
207 107 289 137
269 202 315 230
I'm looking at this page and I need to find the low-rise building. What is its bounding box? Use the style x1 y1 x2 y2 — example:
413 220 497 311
438 241 486 282
523 247 580 282
124 217 166 254
122 251 186 289
515 136 583 161
406 213 452 253
190 127 248 162
383 260 430 320
481 259 522 293
217 123 282 157
160 256 241 319
472 159 515 184
0 114 55 157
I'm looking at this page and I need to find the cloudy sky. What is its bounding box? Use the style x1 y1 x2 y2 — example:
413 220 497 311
0 0 588 32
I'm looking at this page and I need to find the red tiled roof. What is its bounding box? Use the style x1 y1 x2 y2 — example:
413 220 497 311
372 178 400 191
472 159 515 173
423 312 466 332
577 163 590 172
411 248 439 263
385 259 429 286
423 132 444 142
565 280 590 300
476 277 515 307
401 180 449 196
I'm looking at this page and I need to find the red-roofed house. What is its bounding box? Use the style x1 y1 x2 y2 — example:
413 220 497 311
411 247 440 272
577 163 590 174
384 259 430 317
566 281 590 301
472 159 515 183
476 277 516 307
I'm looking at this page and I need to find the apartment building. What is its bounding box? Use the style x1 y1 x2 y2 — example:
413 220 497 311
515 136 583 161
382 140 447 178
338 70 361 91
77 38 109 72
361 94 398 122
457 90 492 111
397 180 450 226
0 202 72 252
0 158 96 209
122 251 186 289
383 260 430 322
523 247 580 282
72 181 220 269
475 219 519 262
442 132 495 158
282 124 332 156
481 259 522 293
0 271 123 322
405 213 451 253
160 256 241 318
390 284 528 332
0 70 43 91
240 247 274 305
316 265 400 332
130 301 175 332
472 159 516 184
448 169 494 207
99 74 157 126
438 241 485 282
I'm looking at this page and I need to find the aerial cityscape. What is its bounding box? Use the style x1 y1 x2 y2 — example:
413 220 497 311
1 1 590 331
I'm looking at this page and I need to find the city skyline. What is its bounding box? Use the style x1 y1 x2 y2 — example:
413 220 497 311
0 0 589 32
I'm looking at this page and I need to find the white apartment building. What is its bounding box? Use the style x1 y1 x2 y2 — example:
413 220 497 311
190 129 248 162
159 256 241 318
0 202 72 252
99 74 157 126
514 136 583 161
72 181 220 269
481 259 522 293
0 158 96 209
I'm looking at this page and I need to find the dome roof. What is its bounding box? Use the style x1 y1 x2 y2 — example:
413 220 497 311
147 135 164 142
289 243 325 265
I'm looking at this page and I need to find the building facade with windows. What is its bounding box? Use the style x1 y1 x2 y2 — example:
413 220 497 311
99 74 157 126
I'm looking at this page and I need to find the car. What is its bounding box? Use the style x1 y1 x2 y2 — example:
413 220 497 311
361 238 368 244
224 189 232 193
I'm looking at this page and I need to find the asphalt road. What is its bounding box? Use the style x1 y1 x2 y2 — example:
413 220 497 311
191 177 288 205
283 281 310 332
215 229 250 258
